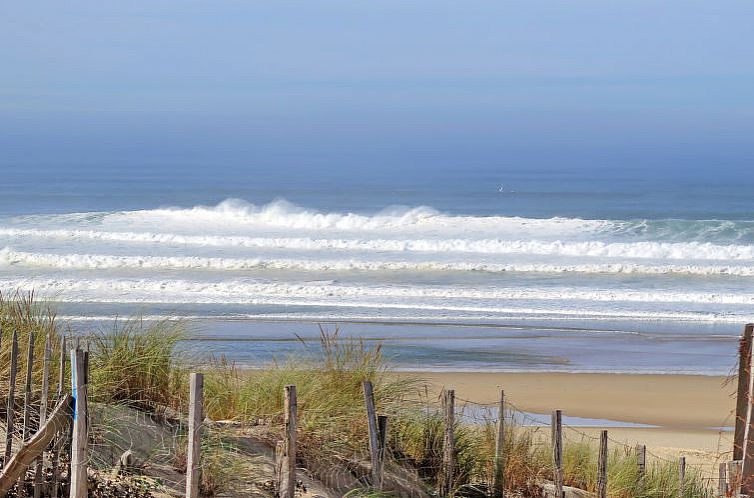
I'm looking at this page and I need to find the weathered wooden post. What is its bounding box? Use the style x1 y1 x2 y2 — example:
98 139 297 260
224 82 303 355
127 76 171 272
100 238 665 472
441 389 456 497
69 348 88 498
22 332 35 442
377 414 388 485
50 336 67 498
363 380 382 489
4 330 19 463
492 389 505 498
733 325 754 496
185 373 204 498
678 456 686 498
279 385 297 498
636 444 646 484
552 410 564 498
735 324 754 461
597 430 608 498
719 462 728 497
730 460 744 497
33 334 52 498
57 336 67 399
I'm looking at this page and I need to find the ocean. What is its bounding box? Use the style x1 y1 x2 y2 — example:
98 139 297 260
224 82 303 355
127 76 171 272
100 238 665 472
1 163 752 374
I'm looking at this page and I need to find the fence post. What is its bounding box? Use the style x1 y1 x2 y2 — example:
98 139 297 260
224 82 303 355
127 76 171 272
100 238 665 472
552 410 564 498
363 380 382 489
57 336 67 400
597 430 608 498
735 325 754 461
441 389 455 497
22 332 35 442
636 444 646 484
4 330 19 463
730 460 744 498
741 346 754 496
719 462 728 497
377 414 388 488
279 385 297 498
33 334 52 498
679 456 686 498
492 389 505 498
185 373 204 498
50 336 67 498
69 348 88 498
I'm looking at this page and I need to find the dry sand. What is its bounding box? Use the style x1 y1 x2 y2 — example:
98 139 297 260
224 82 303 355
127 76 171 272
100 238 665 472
398 372 736 475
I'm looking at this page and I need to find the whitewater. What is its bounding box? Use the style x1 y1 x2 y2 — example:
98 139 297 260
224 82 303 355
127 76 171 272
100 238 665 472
1 198 753 325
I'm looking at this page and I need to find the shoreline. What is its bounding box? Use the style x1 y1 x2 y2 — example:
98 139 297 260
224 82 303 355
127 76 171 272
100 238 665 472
399 371 734 429
399 371 735 473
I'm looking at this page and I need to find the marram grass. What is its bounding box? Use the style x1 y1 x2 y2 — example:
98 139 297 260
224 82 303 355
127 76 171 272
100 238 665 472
0 293 716 498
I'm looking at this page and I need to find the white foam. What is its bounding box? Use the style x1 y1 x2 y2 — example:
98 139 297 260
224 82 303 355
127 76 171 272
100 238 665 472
3 247 754 276
2 229 754 261
3 276 754 306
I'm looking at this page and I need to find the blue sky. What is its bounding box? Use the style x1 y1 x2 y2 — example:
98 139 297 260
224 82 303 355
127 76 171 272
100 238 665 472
2 1 753 172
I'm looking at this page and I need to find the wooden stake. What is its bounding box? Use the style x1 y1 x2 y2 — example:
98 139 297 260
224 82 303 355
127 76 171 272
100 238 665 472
719 462 728 498
636 444 646 484
679 456 686 498
22 332 35 442
492 389 505 498
377 414 388 487
280 385 297 498
50 336 67 498
730 460 744 497
185 373 204 498
597 430 608 498
33 334 52 498
49 432 65 498
4 330 19 463
551 410 564 498
56 336 66 400
362 380 382 489
742 365 754 497
441 389 455 497
69 349 88 498
735 324 754 461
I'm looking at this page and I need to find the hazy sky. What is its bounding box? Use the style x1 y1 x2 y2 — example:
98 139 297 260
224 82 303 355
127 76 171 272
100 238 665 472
2 1 753 172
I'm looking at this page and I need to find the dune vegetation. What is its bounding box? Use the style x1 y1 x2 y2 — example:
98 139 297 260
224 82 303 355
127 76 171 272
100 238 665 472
0 292 714 497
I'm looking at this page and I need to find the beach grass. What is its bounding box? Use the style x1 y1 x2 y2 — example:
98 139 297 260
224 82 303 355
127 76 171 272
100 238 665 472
0 293 716 497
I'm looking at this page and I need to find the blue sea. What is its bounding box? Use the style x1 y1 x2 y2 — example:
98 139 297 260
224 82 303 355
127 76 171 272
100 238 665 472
1 162 752 374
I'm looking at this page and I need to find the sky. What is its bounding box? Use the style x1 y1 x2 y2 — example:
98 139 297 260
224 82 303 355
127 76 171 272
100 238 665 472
1 0 754 175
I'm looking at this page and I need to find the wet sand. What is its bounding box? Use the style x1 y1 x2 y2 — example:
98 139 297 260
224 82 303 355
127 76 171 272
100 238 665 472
399 372 735 474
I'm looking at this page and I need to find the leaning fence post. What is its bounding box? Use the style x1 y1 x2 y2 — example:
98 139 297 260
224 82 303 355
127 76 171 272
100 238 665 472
597 430 608 498
33 333 52 498
440 389 455 497
679 456 686 498
4 330 19 463
22 332 36 442
492 389 505 498
552 409 564 498
185 373 204 498
735 324 754 461
69 348 88 498
279 385 297 498
363 380 382 489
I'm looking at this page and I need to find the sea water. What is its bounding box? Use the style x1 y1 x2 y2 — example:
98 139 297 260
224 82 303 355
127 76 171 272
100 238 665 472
0 163 752 374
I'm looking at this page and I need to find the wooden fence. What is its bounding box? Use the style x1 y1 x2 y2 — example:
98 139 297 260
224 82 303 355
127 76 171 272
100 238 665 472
3 324 754 498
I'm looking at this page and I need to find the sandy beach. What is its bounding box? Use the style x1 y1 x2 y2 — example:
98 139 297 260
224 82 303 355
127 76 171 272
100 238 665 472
400 372 735 473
